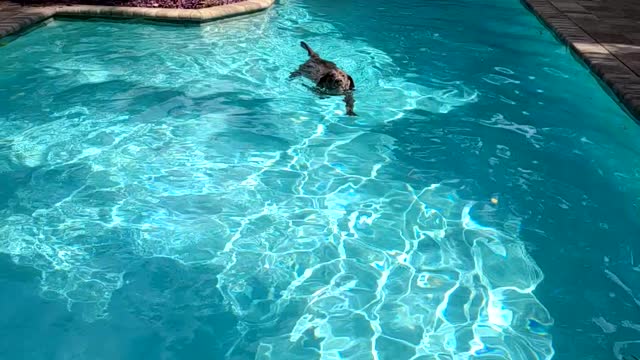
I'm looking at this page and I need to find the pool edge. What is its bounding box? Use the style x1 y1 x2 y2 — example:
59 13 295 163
0 0 273 40
520 0 640 122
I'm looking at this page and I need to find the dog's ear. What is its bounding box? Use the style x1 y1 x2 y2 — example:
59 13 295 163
317 73 333 89
347 75 355 90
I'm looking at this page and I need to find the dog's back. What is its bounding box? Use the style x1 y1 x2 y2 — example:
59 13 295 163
301 41 318 58
299 42 339 77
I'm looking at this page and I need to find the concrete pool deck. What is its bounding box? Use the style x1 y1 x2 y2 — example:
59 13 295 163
523 0 640 119
0 0 273 39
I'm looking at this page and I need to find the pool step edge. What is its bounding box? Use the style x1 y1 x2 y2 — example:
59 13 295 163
0 0 274 40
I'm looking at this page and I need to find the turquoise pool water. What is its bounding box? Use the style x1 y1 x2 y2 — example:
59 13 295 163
1 0 640 358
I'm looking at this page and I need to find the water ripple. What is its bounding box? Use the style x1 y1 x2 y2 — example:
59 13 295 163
0 1 556 359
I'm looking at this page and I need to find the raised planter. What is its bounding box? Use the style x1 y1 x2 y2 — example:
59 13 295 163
0 0 274 40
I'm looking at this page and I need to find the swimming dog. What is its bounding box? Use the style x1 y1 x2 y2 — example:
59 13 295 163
290 41 357 116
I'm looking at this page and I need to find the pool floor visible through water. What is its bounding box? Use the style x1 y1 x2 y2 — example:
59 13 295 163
1 0 640 359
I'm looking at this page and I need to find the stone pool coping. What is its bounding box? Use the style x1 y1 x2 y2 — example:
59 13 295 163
0 0 273 39
522 0 640 120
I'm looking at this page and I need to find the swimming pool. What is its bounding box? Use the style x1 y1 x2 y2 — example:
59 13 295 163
1 0 640 358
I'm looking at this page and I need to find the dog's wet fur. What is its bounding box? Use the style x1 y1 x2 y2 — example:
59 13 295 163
290 41 357 116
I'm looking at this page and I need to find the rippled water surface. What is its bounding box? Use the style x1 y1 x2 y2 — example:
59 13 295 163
1 0 640 359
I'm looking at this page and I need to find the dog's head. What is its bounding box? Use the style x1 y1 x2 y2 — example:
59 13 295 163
318 70 355 92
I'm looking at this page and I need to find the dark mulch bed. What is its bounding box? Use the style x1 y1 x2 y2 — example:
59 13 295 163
15 0 245 9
